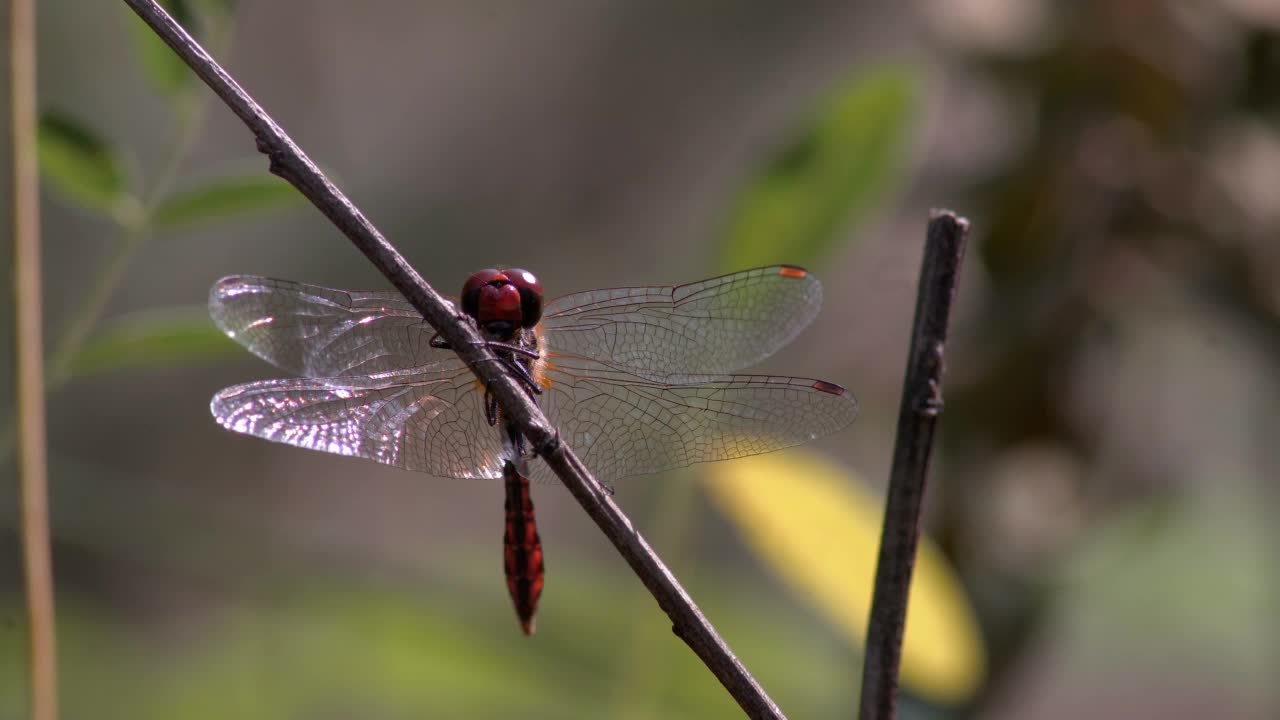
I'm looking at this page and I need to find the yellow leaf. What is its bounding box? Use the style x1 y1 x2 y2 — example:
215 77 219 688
702 450 985 703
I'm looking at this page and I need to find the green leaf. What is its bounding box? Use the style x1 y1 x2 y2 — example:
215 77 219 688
125 0 198 96
720 64 916 270
37 113 128 211
153 175 302 228
68 308 237 378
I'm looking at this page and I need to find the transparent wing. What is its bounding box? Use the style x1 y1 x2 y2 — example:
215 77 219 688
211 352 858 486
210 275 448 377
541 265 822 382
210 361 506 480
531 353 858 485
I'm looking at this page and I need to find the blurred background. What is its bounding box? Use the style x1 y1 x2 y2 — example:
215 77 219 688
3 0 1279 717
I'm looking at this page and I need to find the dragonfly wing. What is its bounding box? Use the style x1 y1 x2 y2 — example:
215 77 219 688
210 275 450 377
541 265 822 381
530 353 858 486
210 362 506 480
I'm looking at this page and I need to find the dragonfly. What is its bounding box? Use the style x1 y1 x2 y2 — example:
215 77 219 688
209 265 859 634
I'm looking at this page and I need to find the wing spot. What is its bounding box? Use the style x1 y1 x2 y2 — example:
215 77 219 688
810 379 845 396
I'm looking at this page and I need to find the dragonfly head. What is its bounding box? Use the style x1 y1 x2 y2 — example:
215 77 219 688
462 268 544 340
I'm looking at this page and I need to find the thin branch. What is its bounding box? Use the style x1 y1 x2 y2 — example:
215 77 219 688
858 210 969 720
10 0 59 717
119 1 784 717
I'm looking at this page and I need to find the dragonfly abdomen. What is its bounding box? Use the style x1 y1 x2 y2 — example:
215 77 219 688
502 461 544 635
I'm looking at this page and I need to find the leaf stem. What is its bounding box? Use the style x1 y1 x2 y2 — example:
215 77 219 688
44 226 150 388
10 0 58 716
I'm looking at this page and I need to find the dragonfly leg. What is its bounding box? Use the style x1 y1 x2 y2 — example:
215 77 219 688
481 341 540 360
433 333 538 362
434 332 542 396
470 355 542 398
500 356 543 396
428 312 484 350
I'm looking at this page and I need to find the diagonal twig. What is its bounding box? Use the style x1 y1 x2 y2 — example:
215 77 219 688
120 1 784 717
858 210 969 720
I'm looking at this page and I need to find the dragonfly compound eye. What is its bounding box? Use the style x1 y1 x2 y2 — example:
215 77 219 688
462 268 504 320
504 268 544 328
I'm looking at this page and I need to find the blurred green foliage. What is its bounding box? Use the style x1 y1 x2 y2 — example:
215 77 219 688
720 65 913 271
68 308 238 378
0 555 861 719
36 114 130 216
153 176 301 229
24 1 301 395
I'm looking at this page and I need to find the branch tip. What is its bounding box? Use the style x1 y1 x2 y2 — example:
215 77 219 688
858 211 970 720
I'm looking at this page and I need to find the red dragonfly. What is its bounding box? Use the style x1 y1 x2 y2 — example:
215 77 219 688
209 265 858 633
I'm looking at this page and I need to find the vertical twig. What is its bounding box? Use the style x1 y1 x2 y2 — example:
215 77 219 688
858 210 969 720
10 0 58 718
